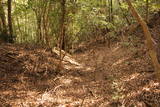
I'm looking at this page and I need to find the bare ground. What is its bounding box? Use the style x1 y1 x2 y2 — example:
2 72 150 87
0 41 159 107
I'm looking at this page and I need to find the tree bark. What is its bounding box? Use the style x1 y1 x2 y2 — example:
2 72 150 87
126 0 160 79
0 0 7 31
0 0 8 41
58 0 66 70
35 9 43 44
60 0 66 50
8 0 14 43
146 0 149 22
110 0 113 22
42 0 51 46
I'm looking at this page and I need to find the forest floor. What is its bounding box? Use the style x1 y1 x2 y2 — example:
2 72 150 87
0 11 160 107
0 40 160 107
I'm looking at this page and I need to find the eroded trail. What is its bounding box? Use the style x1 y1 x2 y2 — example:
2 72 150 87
73 43 160 106
0 43 160 107
33 44 128 106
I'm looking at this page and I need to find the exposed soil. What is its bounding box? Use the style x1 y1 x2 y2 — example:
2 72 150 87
0 41 159 107
0 12 160 107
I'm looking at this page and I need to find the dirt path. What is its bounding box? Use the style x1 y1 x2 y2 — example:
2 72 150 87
47 42 160 107
33 43 127 107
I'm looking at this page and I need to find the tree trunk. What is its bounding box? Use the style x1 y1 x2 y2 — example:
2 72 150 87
126 0 160 79
146 0 149 22
60 0 66 50
108 0 113 23
110 0 113 22
0 1 7 31
58 0 66 70
35 12 42 44
42 0 51 46
0 0 8 42
16 17 23 43
8 0 14 43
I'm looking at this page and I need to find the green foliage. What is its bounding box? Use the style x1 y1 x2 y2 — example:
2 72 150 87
2 0 159 47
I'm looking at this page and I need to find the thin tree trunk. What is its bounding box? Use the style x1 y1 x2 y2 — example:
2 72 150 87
60 0 66 51
44 1 51 46
0 0 8 37
110 0 113 22
146 0 149 22
33 0 44 44
58 0 66 70
8 0 13 43
16 17 23 43
108 0 113 23
35 12 42 44
126 0 160 79
42 0 50 45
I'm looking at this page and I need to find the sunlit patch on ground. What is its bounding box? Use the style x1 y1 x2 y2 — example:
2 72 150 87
112 57 130 66
122 72 140 82
112 45 121 53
